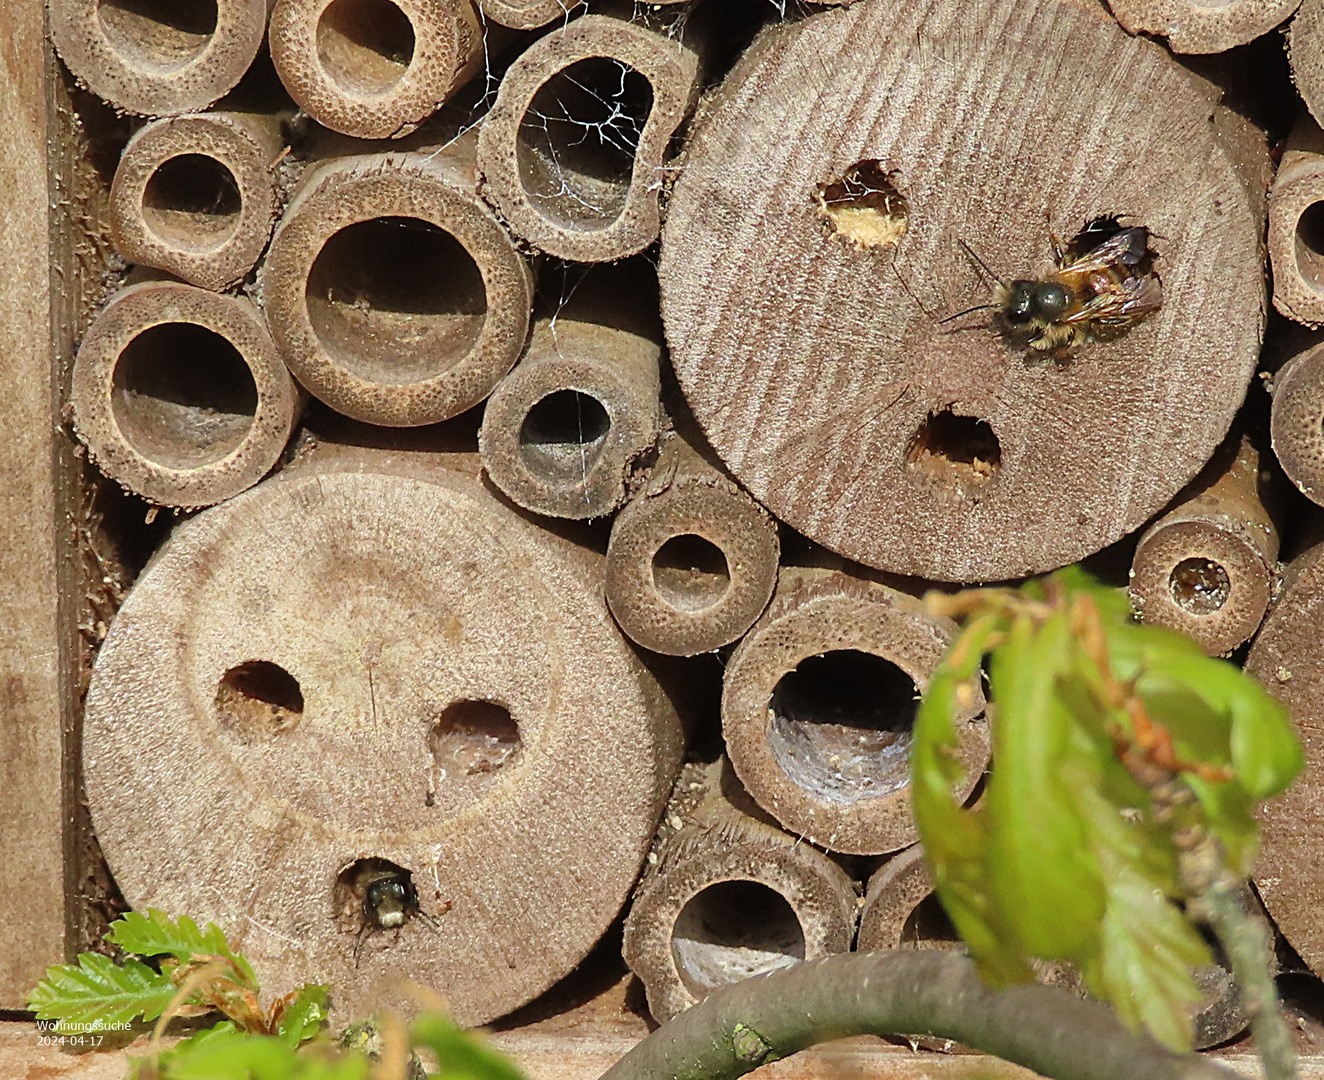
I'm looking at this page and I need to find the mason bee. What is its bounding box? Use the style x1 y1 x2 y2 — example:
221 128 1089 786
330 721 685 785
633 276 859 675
339 858 449 963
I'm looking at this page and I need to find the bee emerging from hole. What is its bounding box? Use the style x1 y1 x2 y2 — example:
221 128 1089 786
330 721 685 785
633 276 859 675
338 858 450 964
945 217 1163 354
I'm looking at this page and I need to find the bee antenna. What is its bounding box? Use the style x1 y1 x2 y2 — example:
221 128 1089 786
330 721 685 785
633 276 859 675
937 303 997 325
891 264 937 320
956 238 1005 287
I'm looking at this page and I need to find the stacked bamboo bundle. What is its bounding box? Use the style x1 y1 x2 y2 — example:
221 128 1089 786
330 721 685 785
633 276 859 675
32 0 1324 1056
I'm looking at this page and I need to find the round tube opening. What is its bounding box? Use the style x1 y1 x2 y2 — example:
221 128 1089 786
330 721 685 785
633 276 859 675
671 880 806 999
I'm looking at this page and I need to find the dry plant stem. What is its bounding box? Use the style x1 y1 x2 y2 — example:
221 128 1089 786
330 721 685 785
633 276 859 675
1270 116 1324 328
600 951 1242 1080
1272 338 1324 503
605 429 780 656
269 0 482 139
623 759 857 1022
661 0 1263 582
1293 0 1324 130
261 143 533 426
49 0 270 116
109 112 282 291
81 445 684 1025
1105 0 1300 52
476 13 700 261
70 281 302 508
1129 434 1278 657
722 567 988 855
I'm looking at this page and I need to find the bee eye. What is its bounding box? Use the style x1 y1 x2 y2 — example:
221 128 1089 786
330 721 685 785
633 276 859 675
1033 284 1069 321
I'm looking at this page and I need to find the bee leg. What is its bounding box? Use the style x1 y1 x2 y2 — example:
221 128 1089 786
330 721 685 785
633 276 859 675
354 923 371 968
416 901 451 934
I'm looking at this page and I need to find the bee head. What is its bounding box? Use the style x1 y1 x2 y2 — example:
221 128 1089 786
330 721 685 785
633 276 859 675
1002 280 1068 326
364 873 418 930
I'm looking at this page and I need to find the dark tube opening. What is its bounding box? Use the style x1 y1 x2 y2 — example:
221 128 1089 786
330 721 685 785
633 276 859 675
216 660 304 739
671 880 806 999
901 891 961 947
906 410 1001 496
1168 556 1231 616
518 389 611 484
142 153 242 250
652 534 731 613
97 0 217 70
1297 201 1324 291
317 0 416 96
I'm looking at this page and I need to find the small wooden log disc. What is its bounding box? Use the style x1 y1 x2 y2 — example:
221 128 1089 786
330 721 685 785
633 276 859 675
1272 340 1324 503
1293 0 1324 130
269 0 482 140
1129 436 1278 657
660 0 1263 583
262 149 533 426
476 15 699 261
50 0 267 116
1106 0 1300 53
70 281 302 508
623 760 857 1022
82 449 683 1025
721 567 988 855
605 431 780 656
109 112 282 292
1269 117 1324 328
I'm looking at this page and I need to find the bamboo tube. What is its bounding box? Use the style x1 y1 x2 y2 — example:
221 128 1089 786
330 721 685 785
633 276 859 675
1270 116 1324 328
81 444 684 1025
108 112 282 292
50 0 269 117
269 0 482 139
658 0 1264 583
623 758 858 1023
721 567 989 856
1129 434 1278 657
476 13 700 261
261 142 533 426
1292 0 1324 130
605 428 780 656
70 281 302 508
478 261 663 519
1105 0 1299 53
1270 337 1324 507
475 0 683 30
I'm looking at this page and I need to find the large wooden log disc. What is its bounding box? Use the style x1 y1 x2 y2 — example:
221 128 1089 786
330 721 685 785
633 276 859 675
659 0 1263 582
82 447 683 1025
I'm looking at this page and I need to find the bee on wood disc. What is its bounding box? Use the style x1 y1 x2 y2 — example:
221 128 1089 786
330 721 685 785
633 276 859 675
336 858 450 963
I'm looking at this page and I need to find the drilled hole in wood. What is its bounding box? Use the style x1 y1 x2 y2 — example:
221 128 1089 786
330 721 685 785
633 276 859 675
901 891 960 947
317 0 415 96
111 322 257 469
142 154 242 250
906 410 1001 494
671 880 805 998
429 700 520 785
815 160 908 249
652 534 731 613
768 650 918 804
216 660 304 739
306 216 487 382
97 0 217 69
1297 202 1324 292
517 58 654 229
1169 557 1231 615
518 390 611 483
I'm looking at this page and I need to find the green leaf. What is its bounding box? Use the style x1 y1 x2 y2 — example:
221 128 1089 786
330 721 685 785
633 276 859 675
143 1027 301 1080
28 952 176 1029
411 1012 530 1080
275 984 329 1047
108 910 258 990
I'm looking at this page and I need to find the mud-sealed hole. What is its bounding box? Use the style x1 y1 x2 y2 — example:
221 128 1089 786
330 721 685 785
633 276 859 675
1169 557 1231 616
653 534 731 613
815 160 909 249
429 700 520 784
306 216 487 383
317 0 416 96
111 322 257 469
142 154 242 250
216 660 304 739
901 892 961 948
98 0 217 69
768 650 918 803
671 880 806 998
906 410 1001 495
1297 202 1324 292
517 58 654 229
518 390 611 483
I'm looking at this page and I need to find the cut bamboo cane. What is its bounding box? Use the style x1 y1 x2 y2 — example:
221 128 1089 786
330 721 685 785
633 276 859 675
475 0 683 30
70 281 302 508
623 758 858 1023
1106 0 1300 53
605 428 780 656
721 567 988 856
81 445 684 1026
478 261 663 519
269 0 482 139
261 144 533 426
1292 0 1324 129
50 0 269 116
660 0 1264 583
109 112 282 292
1129 434 1278 657
1270 116 1324 328
1271 338 1324 508
476 13 700 261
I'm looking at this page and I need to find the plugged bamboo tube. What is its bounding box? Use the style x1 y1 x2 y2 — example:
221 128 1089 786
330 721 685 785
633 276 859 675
70 281 302 508
262 144 533 426
269 0 481 139
623 758 858 1023
109 112 282 292
1270 337 1324 506
1293 0 1324 130
476 13 700 261
1105 0 1299 52
50 0 269 116
82 445 684 1025
721 567 989 856
605 429 780 656
478 261 663 519
660 0 1263 583
1129 435 1278 656
1269 116 1324 328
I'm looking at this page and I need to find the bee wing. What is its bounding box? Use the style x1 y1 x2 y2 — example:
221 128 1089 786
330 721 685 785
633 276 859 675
1061 228 1150 274
1064 274 1163 324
